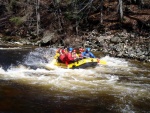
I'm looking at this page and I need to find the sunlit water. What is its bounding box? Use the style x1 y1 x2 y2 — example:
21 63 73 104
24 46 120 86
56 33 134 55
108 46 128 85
0 47 149 113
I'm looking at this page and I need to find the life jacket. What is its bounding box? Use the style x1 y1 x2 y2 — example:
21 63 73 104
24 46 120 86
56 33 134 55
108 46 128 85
66 52 74 63
82 52 90 58
59 49 66 63
59 54 65 63
82 51 95 58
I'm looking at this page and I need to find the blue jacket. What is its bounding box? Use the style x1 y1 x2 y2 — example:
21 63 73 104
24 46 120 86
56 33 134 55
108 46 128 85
82 51 95 58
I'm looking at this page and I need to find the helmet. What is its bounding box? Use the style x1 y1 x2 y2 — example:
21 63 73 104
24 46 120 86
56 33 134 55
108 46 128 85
86 48 91 52
68 47 73 52
61 49 65 54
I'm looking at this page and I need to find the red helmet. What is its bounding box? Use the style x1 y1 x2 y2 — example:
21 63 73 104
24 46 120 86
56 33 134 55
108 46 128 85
59 49 65 54
62 49 66 53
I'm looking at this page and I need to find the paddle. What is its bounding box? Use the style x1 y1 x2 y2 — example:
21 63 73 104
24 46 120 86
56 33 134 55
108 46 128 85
98 59 107 65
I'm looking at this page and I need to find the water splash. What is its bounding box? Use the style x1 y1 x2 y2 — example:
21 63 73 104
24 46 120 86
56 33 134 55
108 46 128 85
100 55 129 67
23 47 56 69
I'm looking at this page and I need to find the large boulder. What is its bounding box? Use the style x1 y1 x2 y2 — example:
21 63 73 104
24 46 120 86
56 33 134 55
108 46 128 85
41 31 55 44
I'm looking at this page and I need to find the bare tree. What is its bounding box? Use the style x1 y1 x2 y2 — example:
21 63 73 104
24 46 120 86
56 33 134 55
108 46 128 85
36 0 40 37
72 0 94 35
52 0 65 34
100 0 103 24
118 0 123 22
74 0 78 35
137 0 144 9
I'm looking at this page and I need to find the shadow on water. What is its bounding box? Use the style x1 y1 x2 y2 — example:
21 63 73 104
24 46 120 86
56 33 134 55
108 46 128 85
0 49 31 70
0 80 117 113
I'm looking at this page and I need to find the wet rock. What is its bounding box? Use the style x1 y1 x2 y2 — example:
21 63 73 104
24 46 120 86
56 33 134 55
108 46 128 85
117 51 124 57
115 43 124 52
110 36 121 43
42 33 55 43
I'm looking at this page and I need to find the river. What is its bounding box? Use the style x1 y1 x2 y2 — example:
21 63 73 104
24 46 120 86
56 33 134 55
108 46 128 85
0 47 149 113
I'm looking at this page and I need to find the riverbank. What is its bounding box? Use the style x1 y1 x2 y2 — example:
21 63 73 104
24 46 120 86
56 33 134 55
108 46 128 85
0 31 149 62
83 31 150 62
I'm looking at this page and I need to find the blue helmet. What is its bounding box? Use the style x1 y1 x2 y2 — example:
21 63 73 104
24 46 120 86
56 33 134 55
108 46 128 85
86 48 91 52
68 47 73 52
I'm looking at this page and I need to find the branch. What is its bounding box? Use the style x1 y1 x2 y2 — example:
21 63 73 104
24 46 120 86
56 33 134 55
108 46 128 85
77 0 93 14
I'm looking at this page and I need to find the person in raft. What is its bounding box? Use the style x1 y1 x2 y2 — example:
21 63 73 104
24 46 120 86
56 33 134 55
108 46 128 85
57 47 77 65
71 49 79 60
78 47 84 58
65 47 75 64
82 48 96 58
54 48 62 59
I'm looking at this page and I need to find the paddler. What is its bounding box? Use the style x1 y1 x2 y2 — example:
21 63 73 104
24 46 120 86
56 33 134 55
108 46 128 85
82 48 96 58
78 47 84 58
72 49 79 60
65 47 75 64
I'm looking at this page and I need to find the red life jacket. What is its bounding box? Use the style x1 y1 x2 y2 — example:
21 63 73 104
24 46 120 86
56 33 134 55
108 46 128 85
59 49 66 63
65 52 74 64
59 54 66 63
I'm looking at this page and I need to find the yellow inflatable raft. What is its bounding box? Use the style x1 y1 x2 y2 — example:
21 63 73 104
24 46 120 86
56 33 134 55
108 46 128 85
45 52 107 69
47 57 107 69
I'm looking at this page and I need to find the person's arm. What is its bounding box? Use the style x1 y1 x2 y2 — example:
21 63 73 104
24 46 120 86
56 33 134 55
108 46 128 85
89 52 95 58
82 52 86 57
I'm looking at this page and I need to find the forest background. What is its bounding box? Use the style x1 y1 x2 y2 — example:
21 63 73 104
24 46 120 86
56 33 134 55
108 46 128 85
0 0 149 61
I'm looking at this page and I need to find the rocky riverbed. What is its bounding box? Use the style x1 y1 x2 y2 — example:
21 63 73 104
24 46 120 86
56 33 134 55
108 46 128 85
0 31 149 62
84 31 150 62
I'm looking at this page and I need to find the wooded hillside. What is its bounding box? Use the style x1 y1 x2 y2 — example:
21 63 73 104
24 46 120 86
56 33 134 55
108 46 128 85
0 0 149 44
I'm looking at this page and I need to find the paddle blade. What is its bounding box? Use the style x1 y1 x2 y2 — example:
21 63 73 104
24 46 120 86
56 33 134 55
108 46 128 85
99 59 107 65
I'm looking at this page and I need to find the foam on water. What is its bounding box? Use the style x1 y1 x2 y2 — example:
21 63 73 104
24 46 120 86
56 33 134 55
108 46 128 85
100 55 129 67
0 63 147 95
0 47 22 50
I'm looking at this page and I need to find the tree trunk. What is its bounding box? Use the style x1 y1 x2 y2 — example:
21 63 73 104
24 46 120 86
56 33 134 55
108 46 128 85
100 0 103 24
75 0 78 35
118 0 123 22
137 0 144 9
52 0 65 34
36 0 40 38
